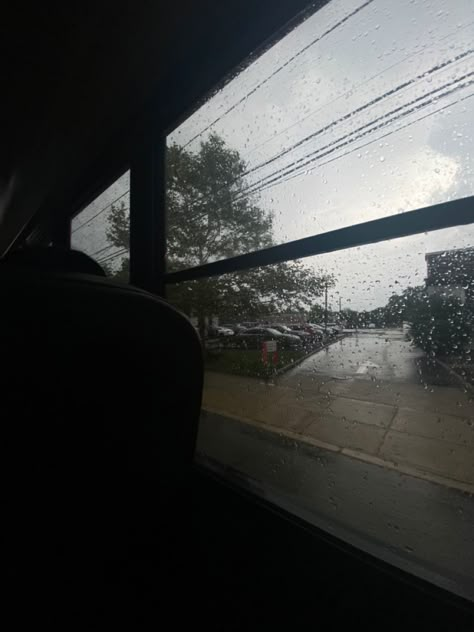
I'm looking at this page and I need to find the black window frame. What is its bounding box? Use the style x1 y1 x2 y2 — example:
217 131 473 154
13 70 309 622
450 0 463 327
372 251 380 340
40 0 472 298
153 5 474 608
27 0 474 609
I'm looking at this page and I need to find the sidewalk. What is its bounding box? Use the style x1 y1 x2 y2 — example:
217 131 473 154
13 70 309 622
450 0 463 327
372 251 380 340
202 369 474 492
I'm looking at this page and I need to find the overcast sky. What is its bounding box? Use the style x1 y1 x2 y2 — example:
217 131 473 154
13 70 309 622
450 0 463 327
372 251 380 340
169 0 474 310
73 0 474 312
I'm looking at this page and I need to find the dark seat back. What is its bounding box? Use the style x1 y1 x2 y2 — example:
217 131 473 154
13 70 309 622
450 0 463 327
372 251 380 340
0 258 203 622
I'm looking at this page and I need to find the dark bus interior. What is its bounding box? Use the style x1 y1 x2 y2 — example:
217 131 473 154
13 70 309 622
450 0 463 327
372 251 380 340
1 1 473 628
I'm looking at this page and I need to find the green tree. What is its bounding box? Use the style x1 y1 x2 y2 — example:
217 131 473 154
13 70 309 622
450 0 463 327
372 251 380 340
102 200 129 282
339 308 359 328
104 134 333 335
410 295 472 357
167 135 273 269
383 285 426 325
308 304 325 323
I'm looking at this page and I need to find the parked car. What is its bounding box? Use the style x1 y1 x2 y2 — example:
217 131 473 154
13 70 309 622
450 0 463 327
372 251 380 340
235 327 301 350
308 323 325 333
327 322 342 334
289 323 324 343
222 324 248 334
208 325 234 338
271 324 302 336
271 324 312 347
309 323 337 337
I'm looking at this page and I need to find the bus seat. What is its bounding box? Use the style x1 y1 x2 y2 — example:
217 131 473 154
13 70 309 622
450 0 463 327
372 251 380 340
0 248 203 622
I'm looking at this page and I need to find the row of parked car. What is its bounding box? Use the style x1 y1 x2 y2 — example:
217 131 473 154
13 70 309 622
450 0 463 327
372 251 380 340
207 322 342 350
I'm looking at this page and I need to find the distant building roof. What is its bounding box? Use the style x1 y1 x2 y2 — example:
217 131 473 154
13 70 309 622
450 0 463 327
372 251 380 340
425 246 474 261
425 247 474 295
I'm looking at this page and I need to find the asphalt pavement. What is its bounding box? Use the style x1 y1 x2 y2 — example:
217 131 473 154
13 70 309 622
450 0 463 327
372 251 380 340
284 328 423 383
203 330 474 490
198 411 474 601
199 329 474 600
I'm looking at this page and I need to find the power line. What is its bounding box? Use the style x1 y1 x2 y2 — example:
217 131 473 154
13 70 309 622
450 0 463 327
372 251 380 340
97 95 474 273
240 47 474 182
245 76 474 196
97 248 128 264
242 19 474 161
71 189 130 235
182 0 375 148
181 47 473 209
89 243 115 259
240 72 474 197
97 248 128 265
256 90 474 196
244 72 474 196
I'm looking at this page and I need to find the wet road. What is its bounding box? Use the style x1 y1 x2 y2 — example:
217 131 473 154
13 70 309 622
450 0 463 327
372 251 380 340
289 329 423 383
199 411 474 601
199 329 474 600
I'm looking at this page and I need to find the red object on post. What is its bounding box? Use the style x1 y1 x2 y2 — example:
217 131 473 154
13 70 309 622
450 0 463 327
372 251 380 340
262 340 278 367
262 342 268 365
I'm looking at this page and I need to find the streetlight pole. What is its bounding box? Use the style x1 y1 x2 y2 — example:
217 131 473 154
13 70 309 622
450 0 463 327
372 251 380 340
324 281 328 331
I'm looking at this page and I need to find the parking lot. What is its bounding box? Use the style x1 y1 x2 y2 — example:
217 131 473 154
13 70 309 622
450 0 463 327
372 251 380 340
202 328 474 491
199 328 474 599
204 322 341 377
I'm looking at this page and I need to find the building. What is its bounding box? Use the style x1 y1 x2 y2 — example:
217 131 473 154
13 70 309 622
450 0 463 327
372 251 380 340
425 247 474 301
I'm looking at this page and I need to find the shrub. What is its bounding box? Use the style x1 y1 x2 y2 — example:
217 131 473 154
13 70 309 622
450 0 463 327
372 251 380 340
410 295 472 357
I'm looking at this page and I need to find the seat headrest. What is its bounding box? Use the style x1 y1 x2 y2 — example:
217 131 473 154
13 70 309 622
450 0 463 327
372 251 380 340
3 247 106 276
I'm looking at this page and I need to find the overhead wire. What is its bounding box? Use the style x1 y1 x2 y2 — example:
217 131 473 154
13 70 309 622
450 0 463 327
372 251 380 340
89 243 115 259
71 189 130 234
94 88 473 269
182 0 375 148
97 248 129 265
239 71 474 197
176 47 474 209
256 90 474 196
238 47 474 183
73 20 474 253
241 19 474 161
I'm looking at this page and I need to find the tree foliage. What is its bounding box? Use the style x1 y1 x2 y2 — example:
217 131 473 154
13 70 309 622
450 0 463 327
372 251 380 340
102 200 129 282
104 134 333 330
167 135 273 269
170 262 331 325
383 286 426 325
340 284 472 358
106 200 129 252
410 295 472 357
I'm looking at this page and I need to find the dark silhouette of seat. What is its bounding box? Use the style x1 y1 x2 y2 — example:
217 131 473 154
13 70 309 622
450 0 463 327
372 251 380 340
0 248 203 623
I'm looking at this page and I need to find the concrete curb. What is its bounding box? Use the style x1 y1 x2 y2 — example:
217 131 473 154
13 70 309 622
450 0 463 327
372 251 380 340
271 335 346 379
202 406 474 495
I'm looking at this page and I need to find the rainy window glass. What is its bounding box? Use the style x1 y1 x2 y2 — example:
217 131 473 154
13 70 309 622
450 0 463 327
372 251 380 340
167 225 474 599
167 0 474 272
164 0 474 602
71 171 130 281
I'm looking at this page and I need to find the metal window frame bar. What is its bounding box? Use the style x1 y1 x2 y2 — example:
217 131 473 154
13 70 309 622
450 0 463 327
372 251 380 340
52 214 72 249
129 124 167 294
164 195 474 284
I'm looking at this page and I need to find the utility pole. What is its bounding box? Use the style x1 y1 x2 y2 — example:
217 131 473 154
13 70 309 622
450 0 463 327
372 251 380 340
339 296 342 312
324 282 328 331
